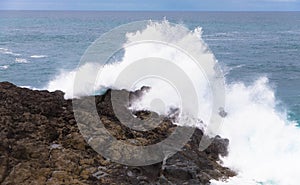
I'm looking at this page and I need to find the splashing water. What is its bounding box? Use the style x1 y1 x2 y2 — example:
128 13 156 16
46 20 300 185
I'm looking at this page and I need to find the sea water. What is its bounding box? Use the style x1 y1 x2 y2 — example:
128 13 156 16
1 11 300 185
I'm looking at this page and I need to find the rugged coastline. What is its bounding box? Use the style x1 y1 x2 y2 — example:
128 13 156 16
0 82 235 185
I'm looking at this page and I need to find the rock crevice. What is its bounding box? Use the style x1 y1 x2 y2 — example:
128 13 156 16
0 82 235 185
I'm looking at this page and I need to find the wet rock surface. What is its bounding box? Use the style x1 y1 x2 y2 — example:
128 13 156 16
0 82 235 185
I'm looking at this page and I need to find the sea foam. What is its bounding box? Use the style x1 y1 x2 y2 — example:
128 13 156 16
46 20 300 185
15 58 29 63
30 55 47 59
0 47 21 56
0 65 9 70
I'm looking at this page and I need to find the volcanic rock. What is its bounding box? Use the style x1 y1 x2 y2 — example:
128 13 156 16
0 82 235 185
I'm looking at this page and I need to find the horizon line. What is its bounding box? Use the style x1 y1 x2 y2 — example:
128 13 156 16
0 10 300 12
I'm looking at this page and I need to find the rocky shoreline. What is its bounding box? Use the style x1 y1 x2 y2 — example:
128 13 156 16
0 82 235 185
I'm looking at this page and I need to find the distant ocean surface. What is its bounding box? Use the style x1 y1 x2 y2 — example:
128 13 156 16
1 11 300 184
0 11 299 123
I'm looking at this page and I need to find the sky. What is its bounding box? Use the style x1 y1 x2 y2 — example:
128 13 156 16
0 0 299 11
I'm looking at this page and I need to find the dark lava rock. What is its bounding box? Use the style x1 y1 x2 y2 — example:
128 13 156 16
0 82 236 185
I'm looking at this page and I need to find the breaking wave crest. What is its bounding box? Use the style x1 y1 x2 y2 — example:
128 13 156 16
45 20 300 185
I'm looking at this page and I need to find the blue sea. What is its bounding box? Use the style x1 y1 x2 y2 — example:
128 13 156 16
0 11 300 184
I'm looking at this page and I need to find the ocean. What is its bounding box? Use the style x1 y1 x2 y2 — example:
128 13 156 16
0 11 300 185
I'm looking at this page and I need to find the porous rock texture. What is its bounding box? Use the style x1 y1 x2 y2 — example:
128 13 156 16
0 82 235 185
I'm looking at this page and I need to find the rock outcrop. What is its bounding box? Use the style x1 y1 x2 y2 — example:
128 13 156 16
0 82 235 185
